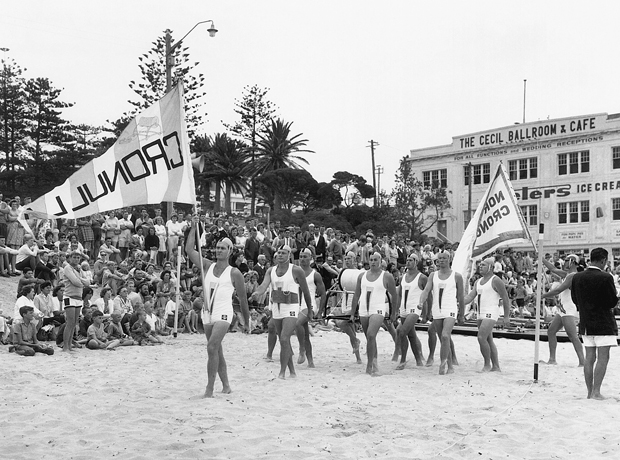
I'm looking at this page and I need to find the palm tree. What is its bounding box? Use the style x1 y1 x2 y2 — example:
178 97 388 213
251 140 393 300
252 118 314 209
203 133 251 214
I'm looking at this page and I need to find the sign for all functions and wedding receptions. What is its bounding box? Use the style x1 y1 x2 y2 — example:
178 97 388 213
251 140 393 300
25 85 196 219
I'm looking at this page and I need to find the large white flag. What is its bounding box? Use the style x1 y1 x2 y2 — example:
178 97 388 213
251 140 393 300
25 85 195 219
452 163 534 277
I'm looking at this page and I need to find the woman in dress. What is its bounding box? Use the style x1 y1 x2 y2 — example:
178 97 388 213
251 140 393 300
102 211 121 247
154 216 167 268
165 214 184 260
6 200 24 275
144 227 160 265
93 286 114 317
156 270 175 311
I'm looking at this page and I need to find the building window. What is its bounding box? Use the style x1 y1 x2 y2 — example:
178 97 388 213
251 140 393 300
520 205 538 226
463 163 490 186
558 201 589 224
613 147 620 169
613 198 620 220
508 158 537 180
558 151 589 175
424 168 447 189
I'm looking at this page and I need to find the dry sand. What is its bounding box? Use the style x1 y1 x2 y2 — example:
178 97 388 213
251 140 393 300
2 274 620 459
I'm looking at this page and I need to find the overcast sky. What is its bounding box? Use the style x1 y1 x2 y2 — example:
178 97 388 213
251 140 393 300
2 0 619 194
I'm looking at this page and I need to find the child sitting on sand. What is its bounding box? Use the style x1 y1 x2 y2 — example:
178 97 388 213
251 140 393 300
105 313 134 346
10 306 54 356
86 310 120 350
249 309 268 334
131 310 163 345
154 307 171 336
77 306 93 341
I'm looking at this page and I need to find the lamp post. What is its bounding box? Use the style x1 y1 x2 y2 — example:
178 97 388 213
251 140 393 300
164 21 217 219
165 20 218 93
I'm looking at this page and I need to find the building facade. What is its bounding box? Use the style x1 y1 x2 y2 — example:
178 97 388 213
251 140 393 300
408 112 620 259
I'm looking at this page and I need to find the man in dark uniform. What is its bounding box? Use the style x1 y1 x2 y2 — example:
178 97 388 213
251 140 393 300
571 247 619 400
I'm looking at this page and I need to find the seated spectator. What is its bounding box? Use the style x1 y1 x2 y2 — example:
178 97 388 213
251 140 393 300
0 305 12 344
105 312 134 346
86 310 121 350
51 284 64 314
102 260 125 295
80 261 93 285
77 305 94 341
36 251 56 283
9 305 54 356
0 234 18 277
154 306 172 336
164 292 184 331
131 309 162 345
249 309 265 334
92 251 108 286
156 270 175 310
92 286 115 317
17 267 43 298
179 290 196 333
14 286 42 326
34 281 64 332
113 286 134 332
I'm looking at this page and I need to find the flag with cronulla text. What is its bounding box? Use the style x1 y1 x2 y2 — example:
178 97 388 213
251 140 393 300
24 85 195 219
452 163 534 278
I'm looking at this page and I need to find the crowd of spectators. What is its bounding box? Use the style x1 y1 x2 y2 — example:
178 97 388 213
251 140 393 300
1 196 620 353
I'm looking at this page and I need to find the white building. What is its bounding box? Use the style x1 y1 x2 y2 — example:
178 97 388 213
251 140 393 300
408 112 620 259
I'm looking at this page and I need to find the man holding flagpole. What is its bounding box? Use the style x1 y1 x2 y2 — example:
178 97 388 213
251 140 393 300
186 220 249 397
464 257 511 372
420 251 465 375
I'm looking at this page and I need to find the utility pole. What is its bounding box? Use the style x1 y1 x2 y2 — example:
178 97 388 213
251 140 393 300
523 79 527 124
375 165 384 206
368 140 378 207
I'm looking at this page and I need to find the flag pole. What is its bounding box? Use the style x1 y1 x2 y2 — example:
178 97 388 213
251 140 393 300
533 223 545 381
194 209 207 333
173 243 182 338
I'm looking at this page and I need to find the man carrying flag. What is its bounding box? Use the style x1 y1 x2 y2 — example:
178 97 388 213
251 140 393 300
452 163 535 373
463 257 512 372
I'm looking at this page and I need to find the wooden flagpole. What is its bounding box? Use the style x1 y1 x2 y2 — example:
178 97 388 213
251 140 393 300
533 223 544 381
173 243 182 338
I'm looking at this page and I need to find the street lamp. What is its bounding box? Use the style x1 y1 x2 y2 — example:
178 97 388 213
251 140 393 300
165 20 218 93
164 21 217 219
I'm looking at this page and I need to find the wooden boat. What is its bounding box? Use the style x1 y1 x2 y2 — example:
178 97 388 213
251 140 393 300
414 321 574 343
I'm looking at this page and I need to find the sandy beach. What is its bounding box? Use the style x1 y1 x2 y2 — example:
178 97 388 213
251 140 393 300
2 275 620 459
